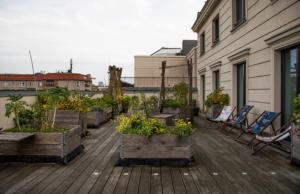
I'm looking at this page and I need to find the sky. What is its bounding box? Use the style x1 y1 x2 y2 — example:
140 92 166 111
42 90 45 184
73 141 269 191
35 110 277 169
0 0 206 85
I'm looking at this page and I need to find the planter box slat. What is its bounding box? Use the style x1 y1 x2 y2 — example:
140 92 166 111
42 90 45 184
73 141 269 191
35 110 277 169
123 135 189 147
66 126 82 142
0 144 61 155
67 136 81 154
0 133 62 145
0 133 35 142
124 146 188 158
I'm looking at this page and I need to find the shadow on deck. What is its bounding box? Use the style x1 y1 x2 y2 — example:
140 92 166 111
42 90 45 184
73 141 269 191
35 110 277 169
0 115 300 194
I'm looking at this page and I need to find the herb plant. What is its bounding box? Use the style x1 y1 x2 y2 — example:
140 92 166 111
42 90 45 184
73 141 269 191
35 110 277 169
5 94 28 130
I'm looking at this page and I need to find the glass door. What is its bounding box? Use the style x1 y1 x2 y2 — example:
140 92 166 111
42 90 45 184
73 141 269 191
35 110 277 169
281 46 300 125
237 63 246 112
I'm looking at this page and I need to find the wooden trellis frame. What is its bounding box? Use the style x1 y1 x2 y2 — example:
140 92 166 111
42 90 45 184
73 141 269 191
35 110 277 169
107 65 123 114
158 60 194 123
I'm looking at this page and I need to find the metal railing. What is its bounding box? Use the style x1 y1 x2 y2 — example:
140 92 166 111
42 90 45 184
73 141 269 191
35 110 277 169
121 77 197 87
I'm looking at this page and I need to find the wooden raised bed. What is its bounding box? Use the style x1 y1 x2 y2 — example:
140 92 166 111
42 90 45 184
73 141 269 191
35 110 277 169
105 107 113 122
291 123 300 165
116 134 194 166
0 125 83 164
49 110 87 132
206 104 223 119
163 107 186 120
117 103 123 113
87 111 106 128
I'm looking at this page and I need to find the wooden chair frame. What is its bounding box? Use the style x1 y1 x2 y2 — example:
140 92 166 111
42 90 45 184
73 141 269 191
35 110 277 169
219 105 254 135
251 122 291 155
207 106 237 130
235 111 280 145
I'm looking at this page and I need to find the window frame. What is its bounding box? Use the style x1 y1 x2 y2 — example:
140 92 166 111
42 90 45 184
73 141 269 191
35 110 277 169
19 82 25 87
77 81 81 87
237 62 247 111
212 14 220 46
214 70 220 90
231 0 247 33
3 82 8 87
46 80 54 86
11 82 14 87
200 31 205 55
29 82 34 87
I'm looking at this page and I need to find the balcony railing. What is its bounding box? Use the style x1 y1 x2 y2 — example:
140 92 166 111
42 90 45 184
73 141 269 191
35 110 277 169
85 84 90 87
120 77 197 87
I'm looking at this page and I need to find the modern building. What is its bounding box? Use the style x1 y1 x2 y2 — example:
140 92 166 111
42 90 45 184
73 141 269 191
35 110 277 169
0 73 92 91
134 40 198 87
98 81 104 86
192 0 300 130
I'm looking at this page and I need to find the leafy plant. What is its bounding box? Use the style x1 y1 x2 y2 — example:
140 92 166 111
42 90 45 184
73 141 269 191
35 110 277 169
292 94 300 125
121 95 131 107
171 119 195 136
161 99 185 109
149 95 159 103
172 82 188 105
204 87 230 107
90 106 105 112
14 109 34 126
5 94 28 130
46 86 69 128
130 96 140 107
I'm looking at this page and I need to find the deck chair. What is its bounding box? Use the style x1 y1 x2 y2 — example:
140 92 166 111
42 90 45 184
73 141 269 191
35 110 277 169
219 105 254 135
235 111 280 145
251 122 291 155
207 106 236 130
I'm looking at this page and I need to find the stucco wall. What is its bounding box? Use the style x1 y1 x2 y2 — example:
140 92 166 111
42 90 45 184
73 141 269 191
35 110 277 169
195 0 300 132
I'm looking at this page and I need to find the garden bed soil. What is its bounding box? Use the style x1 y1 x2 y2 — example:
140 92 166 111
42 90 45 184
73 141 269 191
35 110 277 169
87 111 106 128
0 125 83 164
115 134 194 166
291 123 300 165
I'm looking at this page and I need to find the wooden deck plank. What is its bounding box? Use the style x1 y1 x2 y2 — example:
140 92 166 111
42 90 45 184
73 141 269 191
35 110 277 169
151 167 162 194
101 166 123 193
138 167 151 194
188 164 212 194
0 164 26 181
170 167 187 194
179 167 200 194
161 166 175 194
113 167 133 194
64 134 120 194
125 167 142 194
48 129 118 194
88 148 121 194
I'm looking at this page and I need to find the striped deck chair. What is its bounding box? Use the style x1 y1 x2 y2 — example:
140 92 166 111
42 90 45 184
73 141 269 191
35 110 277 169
251 122 291 155
235 111 280 145
219 105 254 135
207 106 236 130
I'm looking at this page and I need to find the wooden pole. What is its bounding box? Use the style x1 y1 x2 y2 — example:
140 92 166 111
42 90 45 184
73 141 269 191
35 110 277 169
118 68 123 91
158 61 166 107
162 61 166 100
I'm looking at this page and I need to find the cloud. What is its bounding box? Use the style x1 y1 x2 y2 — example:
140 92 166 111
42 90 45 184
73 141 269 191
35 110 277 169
0 0 206 84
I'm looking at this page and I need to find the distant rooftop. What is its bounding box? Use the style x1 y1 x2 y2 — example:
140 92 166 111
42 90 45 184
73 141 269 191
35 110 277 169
150 48 181 56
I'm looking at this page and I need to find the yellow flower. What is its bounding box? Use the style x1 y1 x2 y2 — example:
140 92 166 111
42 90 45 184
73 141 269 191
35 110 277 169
43 105 47 108
188 122 191 124
186 118 189 120
130 107 132 110
144 114 147 116
184 124 187 126
162 121 164 123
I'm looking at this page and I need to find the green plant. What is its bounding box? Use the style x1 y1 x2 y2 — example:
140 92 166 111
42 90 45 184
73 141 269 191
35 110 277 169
90 106 105 112
46 86 69 128
171 119 195 136
102 96 118 114
5 94 28 130
204 87 230 107
172 82 188 105
149 95 159 103
14 109 34 126
130 96 140 107
161 99 185 109
292 94 300 125
121 95 131 107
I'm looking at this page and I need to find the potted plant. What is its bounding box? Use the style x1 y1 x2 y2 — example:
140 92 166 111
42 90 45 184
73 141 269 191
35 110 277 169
114 112 195 166
291 94 300 165
121 95 131 113
1 92 83 164
87 106 106 128
204 87 230 119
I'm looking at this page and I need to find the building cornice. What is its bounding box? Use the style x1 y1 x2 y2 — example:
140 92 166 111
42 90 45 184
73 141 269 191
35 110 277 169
134 55 187 58
209 61 222 69
228 48 251 62
265 23 300 45
198 67 206 74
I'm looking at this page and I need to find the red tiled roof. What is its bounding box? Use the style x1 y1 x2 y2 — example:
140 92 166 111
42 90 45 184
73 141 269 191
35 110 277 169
0 73 92 82
0 74 44 81
42 73 92 81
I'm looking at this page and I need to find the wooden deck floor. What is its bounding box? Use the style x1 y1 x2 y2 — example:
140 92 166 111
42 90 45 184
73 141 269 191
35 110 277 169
1 115 300 194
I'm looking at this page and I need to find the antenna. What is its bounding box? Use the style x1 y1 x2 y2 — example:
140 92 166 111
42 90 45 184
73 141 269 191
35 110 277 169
104 77 106 86
29 51 38 95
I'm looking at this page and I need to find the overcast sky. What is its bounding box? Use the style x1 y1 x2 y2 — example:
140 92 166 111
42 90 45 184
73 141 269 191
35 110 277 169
0 0 206 85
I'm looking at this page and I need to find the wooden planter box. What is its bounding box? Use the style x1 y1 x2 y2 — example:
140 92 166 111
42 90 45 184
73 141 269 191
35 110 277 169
117 103 123 113
120 134 192 159
291 123 300 165
87 111 106 128
206 104 223 119
49 110 87 132
0 125 83 164
163 107 186 120
105 107 113 122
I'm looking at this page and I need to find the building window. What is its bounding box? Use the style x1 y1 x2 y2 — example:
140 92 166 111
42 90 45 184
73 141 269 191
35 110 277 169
3 82 8 87
234 0 246 27
200 32 205 55
46 80 54 86
12 82 14 87
77 81 80 87
201 75 205 108
214 70 220 90
38 82 42 87
29 82 34 87
19 82 25 87
237 63 246 111
281 46 300 126
212 15 220 45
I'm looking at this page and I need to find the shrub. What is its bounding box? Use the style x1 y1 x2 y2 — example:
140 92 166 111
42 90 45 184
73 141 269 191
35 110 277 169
172 82 188 105
204 87 230 107
161 99 185 109
14 109 34 126
90 106 105 112
121 95 131 107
